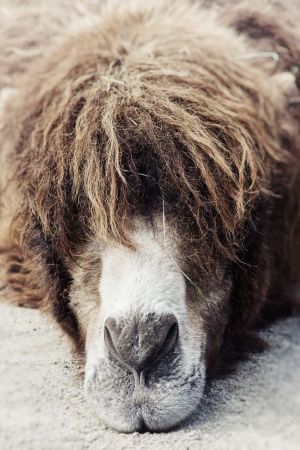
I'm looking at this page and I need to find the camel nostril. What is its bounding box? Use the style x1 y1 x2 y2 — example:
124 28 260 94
157 321 178 362
104 323 123 365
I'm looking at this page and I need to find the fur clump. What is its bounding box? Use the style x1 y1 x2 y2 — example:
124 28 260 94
1 0 300 343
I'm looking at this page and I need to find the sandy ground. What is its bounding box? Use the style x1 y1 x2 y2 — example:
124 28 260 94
0 302 299 450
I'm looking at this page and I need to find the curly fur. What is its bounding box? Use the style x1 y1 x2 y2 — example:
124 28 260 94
0 0 300 359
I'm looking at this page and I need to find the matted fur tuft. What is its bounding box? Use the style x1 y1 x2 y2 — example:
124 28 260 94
1 0 300 345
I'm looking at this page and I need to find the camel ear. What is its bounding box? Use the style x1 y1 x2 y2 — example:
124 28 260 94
269 71 300 116
267 71 300 147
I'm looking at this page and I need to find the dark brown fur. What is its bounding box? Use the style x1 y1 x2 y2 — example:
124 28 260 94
1 0 300 364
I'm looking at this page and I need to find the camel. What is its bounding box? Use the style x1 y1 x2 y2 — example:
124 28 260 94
0 0 299 432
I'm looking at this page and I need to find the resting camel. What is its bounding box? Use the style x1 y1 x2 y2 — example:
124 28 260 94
0 0 299 432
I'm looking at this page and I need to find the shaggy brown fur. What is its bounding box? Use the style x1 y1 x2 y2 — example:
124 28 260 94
0 0 300 359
